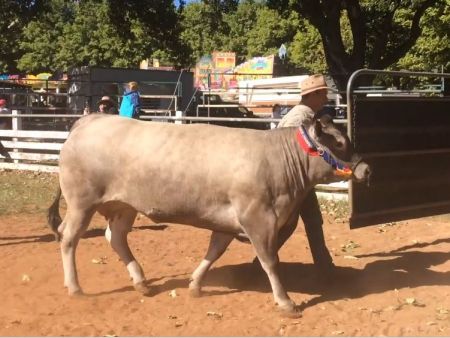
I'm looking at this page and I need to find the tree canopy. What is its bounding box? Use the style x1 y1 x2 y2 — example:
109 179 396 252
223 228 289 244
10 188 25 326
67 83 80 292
1 0 449 90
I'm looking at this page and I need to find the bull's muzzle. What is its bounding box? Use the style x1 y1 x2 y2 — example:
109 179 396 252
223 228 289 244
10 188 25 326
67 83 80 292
351 155 371 185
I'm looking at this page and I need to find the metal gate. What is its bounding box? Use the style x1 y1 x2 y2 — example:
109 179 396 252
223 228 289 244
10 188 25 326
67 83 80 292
347 69 450 228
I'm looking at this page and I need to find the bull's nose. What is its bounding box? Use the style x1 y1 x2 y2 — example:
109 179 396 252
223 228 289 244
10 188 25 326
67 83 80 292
353 161 371 184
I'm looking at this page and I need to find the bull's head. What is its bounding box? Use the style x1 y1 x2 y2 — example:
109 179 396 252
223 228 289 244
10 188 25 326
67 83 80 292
304 115 371 184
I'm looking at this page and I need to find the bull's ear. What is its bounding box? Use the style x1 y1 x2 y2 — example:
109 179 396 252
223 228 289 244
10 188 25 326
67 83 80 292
314 119 323 138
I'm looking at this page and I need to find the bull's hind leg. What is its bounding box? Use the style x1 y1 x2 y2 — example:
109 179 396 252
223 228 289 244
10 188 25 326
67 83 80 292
189 231 234 297
60 207 95 295
107 208 150 295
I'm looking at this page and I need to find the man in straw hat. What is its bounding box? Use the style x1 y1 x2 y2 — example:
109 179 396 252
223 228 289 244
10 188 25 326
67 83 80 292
276 74 338 273
96 96 118 115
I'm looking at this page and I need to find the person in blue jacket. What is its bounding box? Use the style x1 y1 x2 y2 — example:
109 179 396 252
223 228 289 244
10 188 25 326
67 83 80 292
119 81 141 119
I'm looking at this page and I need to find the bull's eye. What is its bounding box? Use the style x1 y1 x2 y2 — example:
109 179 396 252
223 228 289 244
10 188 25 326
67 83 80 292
336 141 344 149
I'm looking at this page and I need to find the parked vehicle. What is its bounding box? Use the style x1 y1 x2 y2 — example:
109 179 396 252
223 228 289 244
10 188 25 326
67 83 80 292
190 93 270 130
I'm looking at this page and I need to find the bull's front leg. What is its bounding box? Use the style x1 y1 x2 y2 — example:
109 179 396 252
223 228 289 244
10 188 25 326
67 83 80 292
106 208 150 295
189 231 234 297
239 204 301 317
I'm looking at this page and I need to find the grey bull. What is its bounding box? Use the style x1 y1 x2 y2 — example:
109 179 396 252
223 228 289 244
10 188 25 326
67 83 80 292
48 114 370 316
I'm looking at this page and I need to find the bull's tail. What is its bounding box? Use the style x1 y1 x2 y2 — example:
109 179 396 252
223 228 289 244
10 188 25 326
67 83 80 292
47 185 63 242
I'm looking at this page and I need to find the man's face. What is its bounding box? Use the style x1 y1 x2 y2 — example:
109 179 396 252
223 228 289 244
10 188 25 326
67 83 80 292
304 89 329 112
315 88 329 108
99 103 109 113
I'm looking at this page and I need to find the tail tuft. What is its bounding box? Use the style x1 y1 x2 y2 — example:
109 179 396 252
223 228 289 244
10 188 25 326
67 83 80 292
47 187 62 242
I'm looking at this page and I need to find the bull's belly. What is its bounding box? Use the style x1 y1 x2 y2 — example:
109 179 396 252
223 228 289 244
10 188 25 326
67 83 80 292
144 207 243 234
99 194 243 234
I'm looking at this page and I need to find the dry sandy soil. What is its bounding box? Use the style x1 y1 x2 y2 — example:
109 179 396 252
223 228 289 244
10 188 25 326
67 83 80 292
0 210 449 336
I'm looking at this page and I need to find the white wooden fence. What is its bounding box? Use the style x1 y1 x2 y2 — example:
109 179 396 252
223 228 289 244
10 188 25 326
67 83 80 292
0 109 73 172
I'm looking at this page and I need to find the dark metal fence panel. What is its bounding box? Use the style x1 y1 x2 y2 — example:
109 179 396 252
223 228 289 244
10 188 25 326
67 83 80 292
347 70 450 228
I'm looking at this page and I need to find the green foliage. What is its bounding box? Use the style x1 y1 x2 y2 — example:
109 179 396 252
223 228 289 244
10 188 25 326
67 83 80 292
246 7 298 58
56 1 148 69
397 2 450 72
4 0 449 83
222 1 264 62
0 0 44 73
180 1 226 65
17 0 185 73
289 19 327 74
18 0 75 73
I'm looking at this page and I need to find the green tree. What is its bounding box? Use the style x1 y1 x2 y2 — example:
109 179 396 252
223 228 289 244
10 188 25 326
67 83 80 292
17 0 75 73
222 0 264 62
397 1 450 72
179 1 226 65
17 0 187 72
289 19 327 74
268 0 444 90
55 0 149 69
108 0 188 67
246 7 298 58
0 0 45 73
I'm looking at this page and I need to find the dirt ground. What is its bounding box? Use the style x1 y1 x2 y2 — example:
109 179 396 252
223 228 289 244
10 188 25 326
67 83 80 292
0 208 449 336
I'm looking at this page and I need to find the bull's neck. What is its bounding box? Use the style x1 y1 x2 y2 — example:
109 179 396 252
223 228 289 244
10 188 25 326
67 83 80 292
275 128 315 193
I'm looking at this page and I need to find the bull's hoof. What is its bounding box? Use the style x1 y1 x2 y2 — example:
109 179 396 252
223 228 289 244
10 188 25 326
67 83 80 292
278 301 302 318
188 287 202 298
134 281 151 295
278 303 302 318
68 288 84 296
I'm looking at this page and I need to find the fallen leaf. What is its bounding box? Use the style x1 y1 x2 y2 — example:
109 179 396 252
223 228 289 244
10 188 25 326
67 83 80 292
206 311 223 319
21 274 31 282
426 321 437 326
343 255 359 260
404 297 425 307
340 240 360 252
331 330 344 335
437 308 449 314
169 289 178 298
91 257 106 264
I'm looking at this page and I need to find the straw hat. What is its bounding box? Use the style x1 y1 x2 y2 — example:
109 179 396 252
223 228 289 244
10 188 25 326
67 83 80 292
97 96 114 106
300 74 335 96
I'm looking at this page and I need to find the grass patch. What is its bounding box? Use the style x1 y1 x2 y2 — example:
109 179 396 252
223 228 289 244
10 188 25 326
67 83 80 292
0 169 59 215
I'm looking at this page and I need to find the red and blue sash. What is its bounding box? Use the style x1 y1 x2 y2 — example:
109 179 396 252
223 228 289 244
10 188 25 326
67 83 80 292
296 125 352 177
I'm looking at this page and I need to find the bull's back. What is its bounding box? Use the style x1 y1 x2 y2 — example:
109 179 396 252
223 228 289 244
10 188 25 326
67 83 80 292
59 116 279 221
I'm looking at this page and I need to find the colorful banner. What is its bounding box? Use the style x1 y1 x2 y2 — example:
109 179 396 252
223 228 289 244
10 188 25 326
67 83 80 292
233 55 274 82
194 55 214 90
194 53 274 90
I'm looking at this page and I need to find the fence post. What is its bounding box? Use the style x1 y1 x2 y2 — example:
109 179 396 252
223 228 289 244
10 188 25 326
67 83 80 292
175 110 185 125
11 109 22 164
